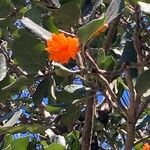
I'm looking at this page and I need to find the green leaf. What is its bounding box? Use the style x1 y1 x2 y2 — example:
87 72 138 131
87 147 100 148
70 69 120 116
53 1 81 30
0 2 10 17
135 69 150 95
97 49 117 71
0 90 10 102
120 40 138 78
77 15 106 44
96 48 106 66
42 16 59 34
0 17 13 30
44 143 65 150
24 5 48 24
0 74 15 102
2 134 13 150
0 107 21 123
0 53 7 81
3 110 22 127
45 105 62 114
41 140 48 147
12 31 47 74
134 142 143 150
115 77 128 98
0 124 49 134
60 0 78 4
0 0 11 5
21 17 51 41
66 131 80 150
60 105 81 127
101 56 117 71
56 84 88 102
60 0 85 7
32 77 52 104
12 0 25 6
53 62 80 77
1 76 33 93
11 136 29 150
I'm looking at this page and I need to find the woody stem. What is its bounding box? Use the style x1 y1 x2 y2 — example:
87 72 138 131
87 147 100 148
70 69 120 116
81 96 96 150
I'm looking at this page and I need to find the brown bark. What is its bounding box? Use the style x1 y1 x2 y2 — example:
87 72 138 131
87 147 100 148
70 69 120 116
133 5 144 75
81 97 95 150
125 111 136 150
102 15 121 52
124 71 137 150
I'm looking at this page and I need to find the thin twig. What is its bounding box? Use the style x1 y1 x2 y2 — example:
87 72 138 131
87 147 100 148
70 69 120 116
59 29 75 37
85 51 106 74
76 52 85 70
85 51 119 102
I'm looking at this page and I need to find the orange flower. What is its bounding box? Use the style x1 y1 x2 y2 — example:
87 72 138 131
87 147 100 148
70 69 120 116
45 33 80 64
142 143 150 150
98 23 109 33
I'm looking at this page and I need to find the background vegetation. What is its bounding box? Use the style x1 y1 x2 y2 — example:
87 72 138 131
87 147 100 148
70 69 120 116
0 0 149 149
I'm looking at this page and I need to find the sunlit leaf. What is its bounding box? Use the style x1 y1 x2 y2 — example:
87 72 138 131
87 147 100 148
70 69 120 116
0 124 49 134
3 110 22 127
97 49 117 71
0 53 7 81
45 105 62 114
2 134 13 150
42 16 59 34
44 143 65 150
1 76 33 93
11 136 29 150
21 17 51 41
106 0 124 23
53 62 80 77
138 1 150 15
77 14 106 44
136 115 150 130
66 130 80 150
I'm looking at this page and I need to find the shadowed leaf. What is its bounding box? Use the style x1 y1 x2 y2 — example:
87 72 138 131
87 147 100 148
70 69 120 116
135 69 150 95
12 31 48 74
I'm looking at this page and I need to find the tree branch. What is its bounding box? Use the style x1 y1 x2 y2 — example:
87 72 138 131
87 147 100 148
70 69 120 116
85 51 128 116
125 71 137 150
102 15 121 52
133 5 144 74
81 96 96 150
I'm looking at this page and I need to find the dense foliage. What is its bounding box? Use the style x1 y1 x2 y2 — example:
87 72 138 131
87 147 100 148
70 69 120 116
0 0 150 150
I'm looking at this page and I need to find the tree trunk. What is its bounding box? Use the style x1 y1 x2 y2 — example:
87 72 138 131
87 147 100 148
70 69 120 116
125 121 135 150
81 97 95 150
